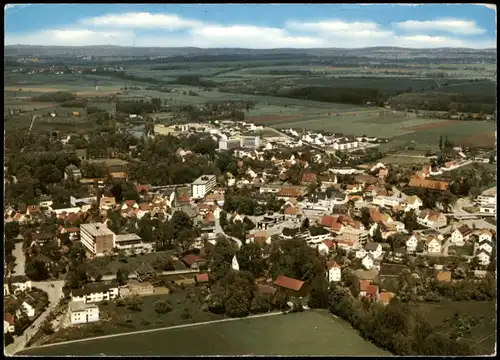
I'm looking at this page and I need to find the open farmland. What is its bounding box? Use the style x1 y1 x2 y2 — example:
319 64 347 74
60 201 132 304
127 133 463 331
432 80 496 96
391 121 496 148
20 310 389 356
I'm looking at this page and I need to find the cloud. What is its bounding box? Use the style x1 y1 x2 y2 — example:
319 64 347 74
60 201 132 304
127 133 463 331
4 11 495 49
5 28 134 46
395 18 486 35
285 20 394 40
80 12 201 30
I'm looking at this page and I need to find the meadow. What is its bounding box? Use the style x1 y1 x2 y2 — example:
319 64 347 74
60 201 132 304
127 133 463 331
20 310 390 356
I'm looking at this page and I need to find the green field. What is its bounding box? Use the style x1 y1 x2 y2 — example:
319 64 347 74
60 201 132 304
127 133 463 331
432 81 497 96
20 310 389 356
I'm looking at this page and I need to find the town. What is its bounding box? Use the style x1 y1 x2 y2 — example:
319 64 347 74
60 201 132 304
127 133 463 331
4 3 497 357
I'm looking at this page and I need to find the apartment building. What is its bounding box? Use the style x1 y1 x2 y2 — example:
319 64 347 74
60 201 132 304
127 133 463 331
80 223 116 256
191 175 217 199
240 135 261 149
477 187 496 214
218 138 240 150
71 282 120 304
114 233 154 254
69 301 100 325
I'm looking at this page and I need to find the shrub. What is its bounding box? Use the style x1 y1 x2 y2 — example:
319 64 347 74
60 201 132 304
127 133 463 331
154 300 173 314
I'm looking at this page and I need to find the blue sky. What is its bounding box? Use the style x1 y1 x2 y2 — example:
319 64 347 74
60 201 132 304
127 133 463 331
4 4 497 48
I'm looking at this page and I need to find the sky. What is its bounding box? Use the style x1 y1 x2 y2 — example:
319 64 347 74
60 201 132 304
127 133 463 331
4 4 497 49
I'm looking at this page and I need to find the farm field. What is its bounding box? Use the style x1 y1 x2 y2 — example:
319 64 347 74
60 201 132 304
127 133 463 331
20 310 389 356
432 80 496 96
413 301 496 356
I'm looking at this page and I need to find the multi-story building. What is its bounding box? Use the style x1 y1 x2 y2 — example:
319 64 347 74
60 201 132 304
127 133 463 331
191 175 217 199
218 138 240 150
64 165 82 180
69 301 100 325
80 223 116 256
240 135 261 149
477 187 496 214
114 233 154 255
71 282 120 304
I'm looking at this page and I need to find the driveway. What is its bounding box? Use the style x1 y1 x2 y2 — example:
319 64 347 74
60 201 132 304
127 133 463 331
12 242 26 276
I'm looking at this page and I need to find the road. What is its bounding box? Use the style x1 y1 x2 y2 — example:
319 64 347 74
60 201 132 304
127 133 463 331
12 242 26 276
23 311 286 353
215 218 242 249
5 280 65 355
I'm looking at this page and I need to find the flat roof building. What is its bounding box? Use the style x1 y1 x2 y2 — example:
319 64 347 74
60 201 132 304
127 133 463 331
80 223 116 257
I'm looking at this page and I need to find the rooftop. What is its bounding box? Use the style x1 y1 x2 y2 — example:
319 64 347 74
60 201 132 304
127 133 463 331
193 175 216 185
69 301 99 313
115 233 142 243
80 223 115 237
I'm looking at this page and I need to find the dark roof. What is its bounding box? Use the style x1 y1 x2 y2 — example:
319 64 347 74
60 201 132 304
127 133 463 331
274 275 304 292
256 283 278 296
71 282 118 297
365 242 381 252
10 275 30 283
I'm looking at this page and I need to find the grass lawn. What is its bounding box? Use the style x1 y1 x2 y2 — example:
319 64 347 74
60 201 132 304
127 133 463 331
36 286 222 346
413 301 496 356
20 310 389 356
448 244 474 257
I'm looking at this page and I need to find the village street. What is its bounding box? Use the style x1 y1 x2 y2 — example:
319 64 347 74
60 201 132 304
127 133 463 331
12 242 26 276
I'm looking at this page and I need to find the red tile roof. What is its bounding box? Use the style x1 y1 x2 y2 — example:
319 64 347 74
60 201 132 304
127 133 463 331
256 283 277 295
195 273 209 283
301 172 317 184
320 215 337 227
326 260 340 269
366 285 379 296
331 222 343 232
4 312 15 325
284 207 299 215
409 177 449 191
323 240 335 248
359 280 372 292
274 275 304 292
182 254 204 266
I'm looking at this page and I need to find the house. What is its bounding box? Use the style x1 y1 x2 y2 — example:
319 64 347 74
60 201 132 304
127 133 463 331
17 300 36 318
326 261 341 284
417 210 447 229
99 197 116 210
362 253 376 270
248 231 271 247
346 184 363 194
120 280 155 297
406 234 419 253
195 273 210 285
301 172 317 185
365 284 379 300
69 301 100 325
436 271 452 283
378 292 395 306
476 249 492 266
284 206 302 221
335 239 355 252
365 242 383 259
477 239 493 254
404 195 423 212
182 254 206 270
358 280 373 297
71 282 120 304
450 224 472 246
273 275 309 298
4 313 15 334
10 275 32 294
478 230 493 244
425 236 442 254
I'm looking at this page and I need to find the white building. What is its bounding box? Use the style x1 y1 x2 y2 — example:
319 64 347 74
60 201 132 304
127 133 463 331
17 301 35 318
192 175 217 200
450 225 472 247
362 253 375 270
71 283 120 304
114 233 154 255
80 223 116 257
406 234 419 253
403 196 423 212
373 195 404 209
10 275 32 294
69 301 100 325
477 187 496 214
240 135 261 149
476 249 492 266
218 138 240 150
326 261 341 284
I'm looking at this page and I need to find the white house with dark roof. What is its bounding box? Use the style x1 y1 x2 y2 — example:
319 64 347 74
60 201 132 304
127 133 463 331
69 301 100 325
406 234 419 253
476 249 492 266
326 261 341 283
450 224 472 247
362 253 376 270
